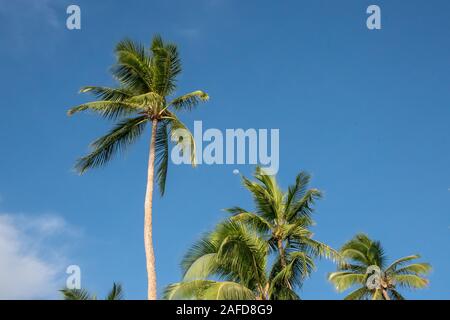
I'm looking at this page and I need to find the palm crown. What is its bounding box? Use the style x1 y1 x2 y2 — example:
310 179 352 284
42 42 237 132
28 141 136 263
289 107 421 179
165 168 339 300
68 35 208 194
329 234 431 300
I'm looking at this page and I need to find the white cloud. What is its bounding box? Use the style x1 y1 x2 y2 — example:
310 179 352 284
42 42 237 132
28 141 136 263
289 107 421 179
0 213 79 299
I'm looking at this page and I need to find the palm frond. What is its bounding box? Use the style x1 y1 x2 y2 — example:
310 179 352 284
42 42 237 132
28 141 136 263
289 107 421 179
67 100 142 120
201 281 256 300
393 263 431 276
60 288 93 300
106 283 124 300
163 280 215 300
79 86 134 101
393 274 429 289
241 175 278 221
297 237 341 263
183 253 218 281
168 116 196 166
344 287 370 300
169 90 209 111
371 289 384 300
271 251 315 290
214 221 268 289
228 211 272 234
151 39 181 96
389 289 405 300
328 272 366 292
113 38 152 92
286 189 322 222
155 121 169 195
75 115 148 174
385 255 421 272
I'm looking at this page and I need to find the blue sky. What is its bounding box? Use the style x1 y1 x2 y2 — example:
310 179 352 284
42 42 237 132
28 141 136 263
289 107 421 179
0 0 449 299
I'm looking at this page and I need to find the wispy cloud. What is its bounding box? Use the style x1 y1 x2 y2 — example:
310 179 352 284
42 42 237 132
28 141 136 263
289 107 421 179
0 212 79 299
0 0 64 51
0 0 59 26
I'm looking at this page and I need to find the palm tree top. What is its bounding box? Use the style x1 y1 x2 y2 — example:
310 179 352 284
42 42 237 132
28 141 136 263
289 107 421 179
68 35 209 195
165 167 339 300
329 233 431 300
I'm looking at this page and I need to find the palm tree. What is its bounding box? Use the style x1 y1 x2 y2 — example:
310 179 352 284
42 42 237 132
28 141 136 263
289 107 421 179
328 234 431 300
68 35 209 300
61 283 124 300
164 220 268 300
165 168 338 300
227 167 338 296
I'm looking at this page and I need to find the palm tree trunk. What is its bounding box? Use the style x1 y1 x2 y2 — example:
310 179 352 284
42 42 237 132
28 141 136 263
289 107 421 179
144 118 158 300
277 238 293 290
277 239 287 268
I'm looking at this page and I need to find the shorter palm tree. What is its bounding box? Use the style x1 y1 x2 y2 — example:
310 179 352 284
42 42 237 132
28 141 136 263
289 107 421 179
165 168 339 300
164 221 267 300
329 234 431 300
61 283 124 300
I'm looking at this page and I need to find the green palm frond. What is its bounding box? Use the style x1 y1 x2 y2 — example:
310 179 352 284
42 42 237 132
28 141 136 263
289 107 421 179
393 274 429 289
106 283 124 300
284 172 311 214
201 281 256 300
151 38 181 96
241 175 278 221
394 263 431 276
169 90 209 111
168 116 197 166
276 252 315 288
79 86 134 101
228 211 272 233
183 253 218 281
389 289 405 300
328 272 366 292
297 237 341 263
344 287 370 300
67 100 142 119
286 189 322 222
61 283 124 300
182 236 219 276
164 280 255 300
60 288 93 300
164 280 215 300
385 255 421 272
128 91 164 110
372 289 384 300
75 115 148 174
215 221 268 288
113 38 152 91
155 121 169 195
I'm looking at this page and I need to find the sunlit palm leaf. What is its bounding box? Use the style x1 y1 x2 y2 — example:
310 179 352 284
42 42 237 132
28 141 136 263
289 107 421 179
169 90 209 111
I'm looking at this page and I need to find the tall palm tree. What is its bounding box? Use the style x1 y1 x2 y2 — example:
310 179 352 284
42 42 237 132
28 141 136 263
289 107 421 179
61 283 124 300
68 35 209 300
328 234 431 300
165 168 338 300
